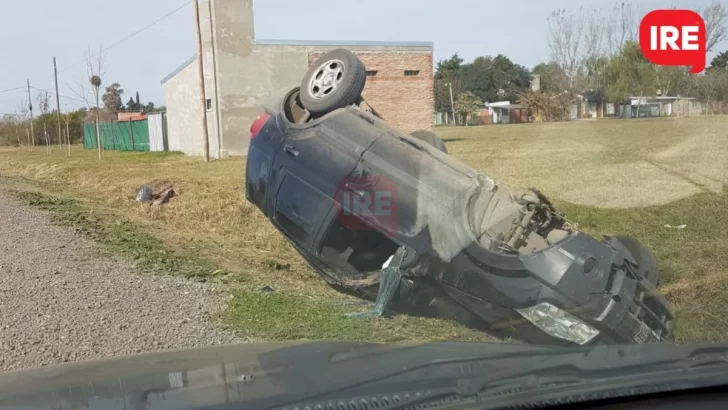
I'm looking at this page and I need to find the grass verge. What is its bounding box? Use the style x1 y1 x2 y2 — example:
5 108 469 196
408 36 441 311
10 187 492 343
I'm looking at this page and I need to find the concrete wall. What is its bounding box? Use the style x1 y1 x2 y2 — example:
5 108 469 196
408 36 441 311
163 0 434 157
162 1 220 157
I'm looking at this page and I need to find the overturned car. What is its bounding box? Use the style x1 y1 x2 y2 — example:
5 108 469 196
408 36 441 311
245 49 675 346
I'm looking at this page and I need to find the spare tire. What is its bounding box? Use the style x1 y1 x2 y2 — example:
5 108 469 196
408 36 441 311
300 49 366 116
615 235 660 286
410 130 448 153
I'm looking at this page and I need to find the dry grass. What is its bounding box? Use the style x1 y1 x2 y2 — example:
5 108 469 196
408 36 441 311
439 116 727 208
1 115 727 344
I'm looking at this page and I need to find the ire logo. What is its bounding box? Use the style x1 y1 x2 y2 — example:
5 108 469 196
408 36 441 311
639 9 706 73
333 175 398 234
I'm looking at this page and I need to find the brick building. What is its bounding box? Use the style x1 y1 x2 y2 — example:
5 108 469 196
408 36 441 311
161 0 434 158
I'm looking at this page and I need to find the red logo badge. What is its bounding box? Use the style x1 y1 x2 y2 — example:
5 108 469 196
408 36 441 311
639 9 706 73
333 176 398 235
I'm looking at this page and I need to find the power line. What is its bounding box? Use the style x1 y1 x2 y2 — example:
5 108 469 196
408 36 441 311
0 0 193 90
0 86 26 94
56 0 193 75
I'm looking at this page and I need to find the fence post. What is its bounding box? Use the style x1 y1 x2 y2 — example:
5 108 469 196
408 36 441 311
129 119 135 151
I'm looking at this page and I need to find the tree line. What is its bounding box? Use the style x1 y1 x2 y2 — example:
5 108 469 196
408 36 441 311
436 1 728 124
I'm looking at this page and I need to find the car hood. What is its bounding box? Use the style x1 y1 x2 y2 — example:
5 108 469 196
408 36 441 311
0 340 564 410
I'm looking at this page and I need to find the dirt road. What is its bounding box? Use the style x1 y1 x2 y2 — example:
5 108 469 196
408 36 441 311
0 186 248 372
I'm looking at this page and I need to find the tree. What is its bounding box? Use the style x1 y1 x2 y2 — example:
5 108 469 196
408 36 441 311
605 41 657 108
703 2 727 52
461 55 531 103
126 97 137 112
435 53 464 79
102 83 124 115
144 101 155 112
709 50 728 71
135 91 141 109
532 62 568 92
453 91 482 126
36 89 52 153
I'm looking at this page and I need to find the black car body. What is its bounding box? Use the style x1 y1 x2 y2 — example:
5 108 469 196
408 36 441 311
244 85 675 346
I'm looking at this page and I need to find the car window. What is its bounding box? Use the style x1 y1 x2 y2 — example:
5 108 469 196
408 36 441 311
319 212 399 274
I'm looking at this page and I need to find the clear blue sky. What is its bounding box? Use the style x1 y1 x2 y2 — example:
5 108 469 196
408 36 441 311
0 0 724 114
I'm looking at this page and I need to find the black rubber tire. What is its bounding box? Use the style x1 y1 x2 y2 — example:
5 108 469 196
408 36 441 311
615 235 661 286
410 130 448 153
300 49 367 116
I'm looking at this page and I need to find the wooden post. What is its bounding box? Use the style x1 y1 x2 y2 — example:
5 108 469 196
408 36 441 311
25 128 30 150
65 103 70 157
194 0 210 162
53 57 63 152
129 118 135 151
27 79 34 151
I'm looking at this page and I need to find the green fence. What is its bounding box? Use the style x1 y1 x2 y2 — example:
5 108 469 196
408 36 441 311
83 120 150 151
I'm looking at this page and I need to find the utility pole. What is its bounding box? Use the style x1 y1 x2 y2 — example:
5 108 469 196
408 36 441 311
208 0 222 159
194 0 210 162
27 79 35 151
54 57 63 152
447 83 456 125
25 128 30 150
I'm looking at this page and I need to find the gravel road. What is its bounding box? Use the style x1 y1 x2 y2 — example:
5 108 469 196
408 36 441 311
0 186 248 372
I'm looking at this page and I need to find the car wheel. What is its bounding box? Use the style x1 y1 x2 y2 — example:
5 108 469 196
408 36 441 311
300 49 367 116
615 235 660 286
410 130 448 153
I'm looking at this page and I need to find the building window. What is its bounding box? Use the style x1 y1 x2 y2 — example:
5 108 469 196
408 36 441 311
366 70 378 77
206 99 212 111
404 70 420 76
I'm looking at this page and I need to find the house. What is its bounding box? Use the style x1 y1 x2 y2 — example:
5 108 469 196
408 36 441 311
481 101 531 124
161 0 435 158
622 96 701 118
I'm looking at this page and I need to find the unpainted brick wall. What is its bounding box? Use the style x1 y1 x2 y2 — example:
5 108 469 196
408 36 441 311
308 51 434 133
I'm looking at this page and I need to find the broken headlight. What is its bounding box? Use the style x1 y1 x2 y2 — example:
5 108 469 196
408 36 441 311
516 303 599 345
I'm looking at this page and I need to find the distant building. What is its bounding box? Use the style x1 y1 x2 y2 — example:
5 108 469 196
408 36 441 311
161 0 434 158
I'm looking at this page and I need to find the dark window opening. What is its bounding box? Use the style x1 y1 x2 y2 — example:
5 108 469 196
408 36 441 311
320 213 399 274
206 99 212 111
366 70 378 77
404 70 420 76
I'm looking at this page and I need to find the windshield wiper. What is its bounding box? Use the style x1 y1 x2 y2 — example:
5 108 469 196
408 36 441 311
270 343 728 410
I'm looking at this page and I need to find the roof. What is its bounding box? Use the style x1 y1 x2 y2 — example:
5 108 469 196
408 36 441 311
629 96 697 100
160 39 434 85
161 55 196 85
254 39 433 48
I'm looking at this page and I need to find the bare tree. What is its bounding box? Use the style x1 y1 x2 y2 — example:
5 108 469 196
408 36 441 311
548 8 587 88
702 2 728 52
36 88 51 154
13 98 30 149
71 47 106 160
604 2 640 56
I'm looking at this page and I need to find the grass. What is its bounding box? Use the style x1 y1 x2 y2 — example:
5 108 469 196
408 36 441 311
0 115 727 344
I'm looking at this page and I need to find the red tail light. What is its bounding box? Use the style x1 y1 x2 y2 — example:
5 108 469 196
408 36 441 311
250 113 271 140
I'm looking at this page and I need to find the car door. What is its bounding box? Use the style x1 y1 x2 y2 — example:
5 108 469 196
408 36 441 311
271 109 383 252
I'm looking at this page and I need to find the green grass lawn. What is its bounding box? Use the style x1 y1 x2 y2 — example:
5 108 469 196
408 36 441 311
1 115 727 344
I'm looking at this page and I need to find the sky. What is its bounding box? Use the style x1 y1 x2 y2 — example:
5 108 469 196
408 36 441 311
0 0 725 114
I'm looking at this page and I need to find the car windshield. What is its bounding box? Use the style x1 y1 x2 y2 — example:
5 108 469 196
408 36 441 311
0 0 727 409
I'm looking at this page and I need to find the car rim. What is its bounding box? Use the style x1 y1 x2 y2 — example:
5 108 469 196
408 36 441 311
308 59 346 100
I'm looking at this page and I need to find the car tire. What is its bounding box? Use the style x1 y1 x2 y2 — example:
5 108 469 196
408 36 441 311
615 235 660 286
299 49 367 116
410 130 448 153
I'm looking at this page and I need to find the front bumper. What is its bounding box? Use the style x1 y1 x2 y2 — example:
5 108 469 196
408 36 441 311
586 273 675 344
